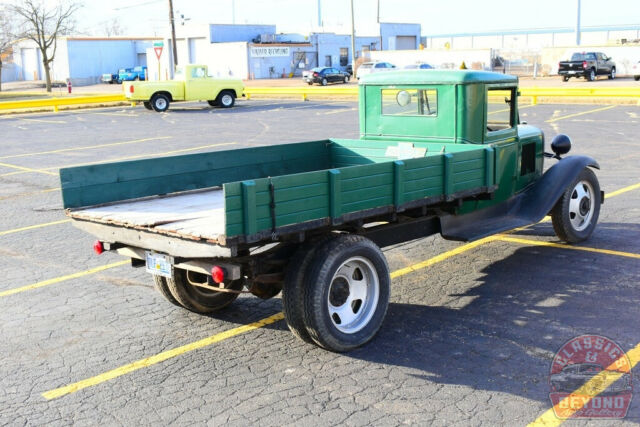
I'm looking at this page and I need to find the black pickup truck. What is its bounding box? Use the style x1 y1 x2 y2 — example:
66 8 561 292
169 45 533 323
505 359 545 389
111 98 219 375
558 52 616 82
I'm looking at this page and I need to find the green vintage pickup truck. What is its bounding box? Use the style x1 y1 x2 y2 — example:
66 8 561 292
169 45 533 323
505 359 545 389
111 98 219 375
60 70 602 352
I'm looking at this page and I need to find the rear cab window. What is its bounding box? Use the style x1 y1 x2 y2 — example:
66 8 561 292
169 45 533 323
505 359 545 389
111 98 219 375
382 89 437 117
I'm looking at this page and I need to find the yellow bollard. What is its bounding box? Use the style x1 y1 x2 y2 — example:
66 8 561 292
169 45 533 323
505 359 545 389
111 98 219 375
246 93 251 100
531 95 538 106
130 102 136 107
302 93 308 101
53 105 59 113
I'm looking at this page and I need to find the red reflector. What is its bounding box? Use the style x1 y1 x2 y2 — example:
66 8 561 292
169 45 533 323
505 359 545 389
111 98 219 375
211 266 225 284
93 240 104 255
129 85 134 93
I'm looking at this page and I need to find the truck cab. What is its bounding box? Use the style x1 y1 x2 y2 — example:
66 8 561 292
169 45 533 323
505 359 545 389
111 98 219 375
359 70 543 210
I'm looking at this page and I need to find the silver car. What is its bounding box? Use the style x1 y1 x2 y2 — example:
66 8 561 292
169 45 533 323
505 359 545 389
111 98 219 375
356 62 396 80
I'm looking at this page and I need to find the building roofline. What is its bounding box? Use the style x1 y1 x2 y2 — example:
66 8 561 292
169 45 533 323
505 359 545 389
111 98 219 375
426 24 640 38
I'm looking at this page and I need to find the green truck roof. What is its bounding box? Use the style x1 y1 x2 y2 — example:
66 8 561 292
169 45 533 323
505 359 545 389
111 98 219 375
359 70 518 85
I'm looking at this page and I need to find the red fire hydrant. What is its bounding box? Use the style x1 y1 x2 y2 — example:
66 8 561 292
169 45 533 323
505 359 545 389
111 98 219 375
67 79 72 94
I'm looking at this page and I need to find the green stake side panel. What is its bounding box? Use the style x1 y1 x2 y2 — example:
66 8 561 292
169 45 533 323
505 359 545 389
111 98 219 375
59 140 332 209
223 139 495 239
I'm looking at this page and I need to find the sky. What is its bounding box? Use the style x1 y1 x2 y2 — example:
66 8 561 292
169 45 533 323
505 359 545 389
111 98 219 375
8 0 640 38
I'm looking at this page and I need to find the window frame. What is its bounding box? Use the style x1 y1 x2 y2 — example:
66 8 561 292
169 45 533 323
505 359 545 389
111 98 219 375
381 87 439 118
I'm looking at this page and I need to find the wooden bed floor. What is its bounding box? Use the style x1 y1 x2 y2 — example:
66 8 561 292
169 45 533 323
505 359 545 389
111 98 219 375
69 189 225 240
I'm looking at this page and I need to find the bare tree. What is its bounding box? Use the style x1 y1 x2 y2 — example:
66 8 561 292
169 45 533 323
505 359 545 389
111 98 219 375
11 0 80 92
0 6 13 92
103 18 126 37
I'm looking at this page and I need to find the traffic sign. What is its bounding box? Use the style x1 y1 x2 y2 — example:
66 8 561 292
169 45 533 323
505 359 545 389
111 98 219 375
154 46 163 60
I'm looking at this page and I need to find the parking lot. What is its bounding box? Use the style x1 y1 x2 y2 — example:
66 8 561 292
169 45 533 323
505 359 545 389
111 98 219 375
1 99 639 425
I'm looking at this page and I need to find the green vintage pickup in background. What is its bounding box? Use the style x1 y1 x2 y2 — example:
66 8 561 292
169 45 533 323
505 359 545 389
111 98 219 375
60 70 602 352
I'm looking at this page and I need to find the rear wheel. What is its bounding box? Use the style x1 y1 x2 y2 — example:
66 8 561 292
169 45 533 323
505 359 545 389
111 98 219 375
562 76 569 82
587 69 596 81
635 76 640 81
217 90 235 108
551 168 601 243
143 101 153 110
150 93 170 112
166 268 243 313
152 275 181 306
321 78 328 86
343 76 349 83
303 235 390 352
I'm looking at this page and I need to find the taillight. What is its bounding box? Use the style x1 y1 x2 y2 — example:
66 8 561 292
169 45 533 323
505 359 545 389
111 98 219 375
129 85 134 93
211 266 225 284
582 61 588 69
313 72 319 76
93 240 104 255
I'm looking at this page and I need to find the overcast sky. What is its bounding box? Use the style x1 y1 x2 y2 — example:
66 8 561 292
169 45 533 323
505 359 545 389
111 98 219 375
8 0 640 37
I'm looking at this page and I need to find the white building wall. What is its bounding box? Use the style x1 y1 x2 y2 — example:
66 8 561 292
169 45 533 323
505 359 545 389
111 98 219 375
369 49 493 70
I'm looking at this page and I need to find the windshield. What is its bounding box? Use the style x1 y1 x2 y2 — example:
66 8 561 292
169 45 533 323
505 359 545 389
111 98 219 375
571 53 596 61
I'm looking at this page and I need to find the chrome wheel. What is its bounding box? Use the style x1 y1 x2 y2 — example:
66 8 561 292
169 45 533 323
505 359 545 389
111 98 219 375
569 180 594 232
327 256 379 334
154 97 167 110
221 93 233 107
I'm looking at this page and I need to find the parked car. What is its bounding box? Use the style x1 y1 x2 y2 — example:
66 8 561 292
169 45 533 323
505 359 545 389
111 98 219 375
302 67 350 86
632 60 640 81
124 64 243 112
550 363 632 395
404 63 434 70
558 52 615 82
119 66 148 82
356 62 396 80
101 72 119 84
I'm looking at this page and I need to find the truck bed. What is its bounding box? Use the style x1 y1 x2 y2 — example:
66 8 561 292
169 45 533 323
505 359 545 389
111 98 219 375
61 138 500 251
69 188 225 242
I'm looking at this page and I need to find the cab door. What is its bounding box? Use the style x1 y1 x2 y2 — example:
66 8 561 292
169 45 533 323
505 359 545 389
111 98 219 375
184 66 212 101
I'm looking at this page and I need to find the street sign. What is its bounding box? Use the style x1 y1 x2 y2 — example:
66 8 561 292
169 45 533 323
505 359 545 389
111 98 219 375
154 46 163 60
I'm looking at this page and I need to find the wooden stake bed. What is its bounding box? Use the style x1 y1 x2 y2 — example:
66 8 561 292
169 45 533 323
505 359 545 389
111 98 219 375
68 188 226 242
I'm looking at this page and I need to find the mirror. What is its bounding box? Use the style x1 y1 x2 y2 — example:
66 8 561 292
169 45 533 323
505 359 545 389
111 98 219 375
396 90 411 107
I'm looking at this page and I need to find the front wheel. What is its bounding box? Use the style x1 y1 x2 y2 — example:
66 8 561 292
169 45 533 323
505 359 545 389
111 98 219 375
562 76 569 82
150 93 170 112
608 68 616 80
303 235 390 352
635 76 640 81
343 76 349 83
166 268 243 313
217 90 235 108
551 168 601 243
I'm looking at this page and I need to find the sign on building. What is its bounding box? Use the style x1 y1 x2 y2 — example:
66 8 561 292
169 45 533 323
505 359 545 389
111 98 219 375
250 47 290 57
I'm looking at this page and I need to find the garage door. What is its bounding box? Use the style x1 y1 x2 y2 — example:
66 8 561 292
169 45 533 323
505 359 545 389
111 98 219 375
21 48 40 80
395 36 416 50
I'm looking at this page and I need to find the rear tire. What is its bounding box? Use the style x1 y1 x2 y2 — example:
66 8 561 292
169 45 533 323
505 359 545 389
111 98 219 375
166 268 243 313
303 235 390 352
321 78 328 86
217 90 235 108
551 168 601 243
562 76 569 82
635 76 640 81
150 93 170 112
587 69 596 81
143 101 153 110
152 275 181 307
343 76 349 83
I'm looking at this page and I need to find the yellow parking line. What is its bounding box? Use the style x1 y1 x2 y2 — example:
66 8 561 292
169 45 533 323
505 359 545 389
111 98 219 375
607 182 640 198
546 105 616 123
43 237 494 399
496 235 640 259
528 343 640 426
0 261 129 298
0 219 71 236
42 312 286 400
0 162 57 176
0 136 172 160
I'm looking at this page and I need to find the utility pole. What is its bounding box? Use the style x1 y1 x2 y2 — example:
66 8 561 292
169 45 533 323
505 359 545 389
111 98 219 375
350 0 356 67
317 0 322 28
575 0 581 46
168 0 178 68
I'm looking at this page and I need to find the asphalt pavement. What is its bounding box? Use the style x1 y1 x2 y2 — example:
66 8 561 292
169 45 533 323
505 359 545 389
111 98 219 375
0 99 639 426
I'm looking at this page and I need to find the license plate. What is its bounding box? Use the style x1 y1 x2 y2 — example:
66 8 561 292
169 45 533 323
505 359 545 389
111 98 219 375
145 252 173 278
569 71 576 74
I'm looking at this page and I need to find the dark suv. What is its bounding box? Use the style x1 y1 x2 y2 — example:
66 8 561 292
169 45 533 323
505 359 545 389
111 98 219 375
302 67 350 86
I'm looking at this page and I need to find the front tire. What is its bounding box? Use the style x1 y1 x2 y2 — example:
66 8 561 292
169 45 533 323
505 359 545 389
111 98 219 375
551 168 601 243
303 235 390 352
562 76 569 82
150 93 170 112
217 90 235 108
166 269 243 313
608 68 616 80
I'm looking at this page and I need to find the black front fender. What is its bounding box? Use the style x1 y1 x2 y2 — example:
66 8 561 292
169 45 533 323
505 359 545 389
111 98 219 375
521 155 600 221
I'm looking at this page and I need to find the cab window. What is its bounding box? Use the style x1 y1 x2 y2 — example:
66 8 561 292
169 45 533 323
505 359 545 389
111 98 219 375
486 87 516 132
191 67 206 78
382 89 437 116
